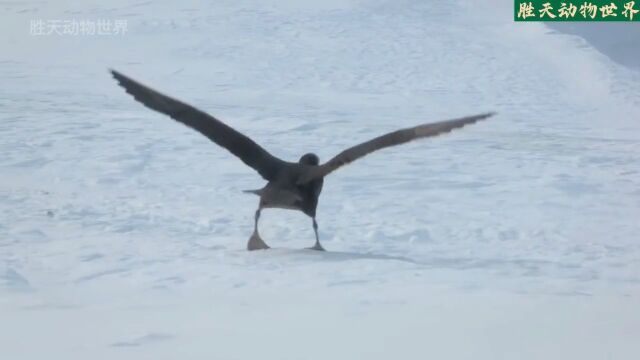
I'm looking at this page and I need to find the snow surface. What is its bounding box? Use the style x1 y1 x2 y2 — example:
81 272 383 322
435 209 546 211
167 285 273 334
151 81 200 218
1 0 640 359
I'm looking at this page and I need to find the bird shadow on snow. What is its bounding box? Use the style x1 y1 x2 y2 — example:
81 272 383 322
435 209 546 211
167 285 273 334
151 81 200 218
251 250 587 282
260 248 420 265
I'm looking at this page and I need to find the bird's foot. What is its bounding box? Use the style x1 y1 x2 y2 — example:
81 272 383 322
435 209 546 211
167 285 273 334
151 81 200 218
307 242 325 251
247 231 270 251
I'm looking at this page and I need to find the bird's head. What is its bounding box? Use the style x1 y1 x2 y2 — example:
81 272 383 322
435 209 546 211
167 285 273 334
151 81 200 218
299 153 320 166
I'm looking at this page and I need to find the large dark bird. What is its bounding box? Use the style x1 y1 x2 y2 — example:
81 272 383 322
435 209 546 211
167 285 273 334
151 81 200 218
111 70 494 251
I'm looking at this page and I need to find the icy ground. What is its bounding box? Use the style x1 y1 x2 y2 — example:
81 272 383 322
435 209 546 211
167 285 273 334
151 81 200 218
1 0 640 359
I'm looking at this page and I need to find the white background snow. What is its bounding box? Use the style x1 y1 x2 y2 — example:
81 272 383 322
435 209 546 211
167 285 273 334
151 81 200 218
1 0 639 359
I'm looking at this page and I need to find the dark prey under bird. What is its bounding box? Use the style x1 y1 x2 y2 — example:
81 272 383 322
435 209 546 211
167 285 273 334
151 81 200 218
110 70 494 251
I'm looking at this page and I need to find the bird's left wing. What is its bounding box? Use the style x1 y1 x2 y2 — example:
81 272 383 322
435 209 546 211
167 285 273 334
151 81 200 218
111 70 288 181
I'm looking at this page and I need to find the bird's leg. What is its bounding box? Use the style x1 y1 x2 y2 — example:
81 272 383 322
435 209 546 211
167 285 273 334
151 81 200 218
307 217 325 251
247 208 269 251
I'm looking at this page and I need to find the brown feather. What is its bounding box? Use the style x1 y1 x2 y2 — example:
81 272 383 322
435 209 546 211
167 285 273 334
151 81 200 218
110 70 288 181
297 112 494 184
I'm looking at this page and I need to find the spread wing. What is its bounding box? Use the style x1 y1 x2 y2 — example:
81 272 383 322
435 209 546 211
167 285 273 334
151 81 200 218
111 70 287 181
297 112 494 184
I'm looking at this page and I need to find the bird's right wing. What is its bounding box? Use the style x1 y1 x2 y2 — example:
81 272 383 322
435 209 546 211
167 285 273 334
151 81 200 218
297 112 494 184
111 70 288 181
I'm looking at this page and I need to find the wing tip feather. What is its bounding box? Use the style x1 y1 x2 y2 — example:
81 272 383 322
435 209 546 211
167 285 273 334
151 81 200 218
472 111 496 122
109 68 124 82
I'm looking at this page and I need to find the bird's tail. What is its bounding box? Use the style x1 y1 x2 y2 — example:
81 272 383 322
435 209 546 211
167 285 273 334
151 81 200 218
242 189 263 196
